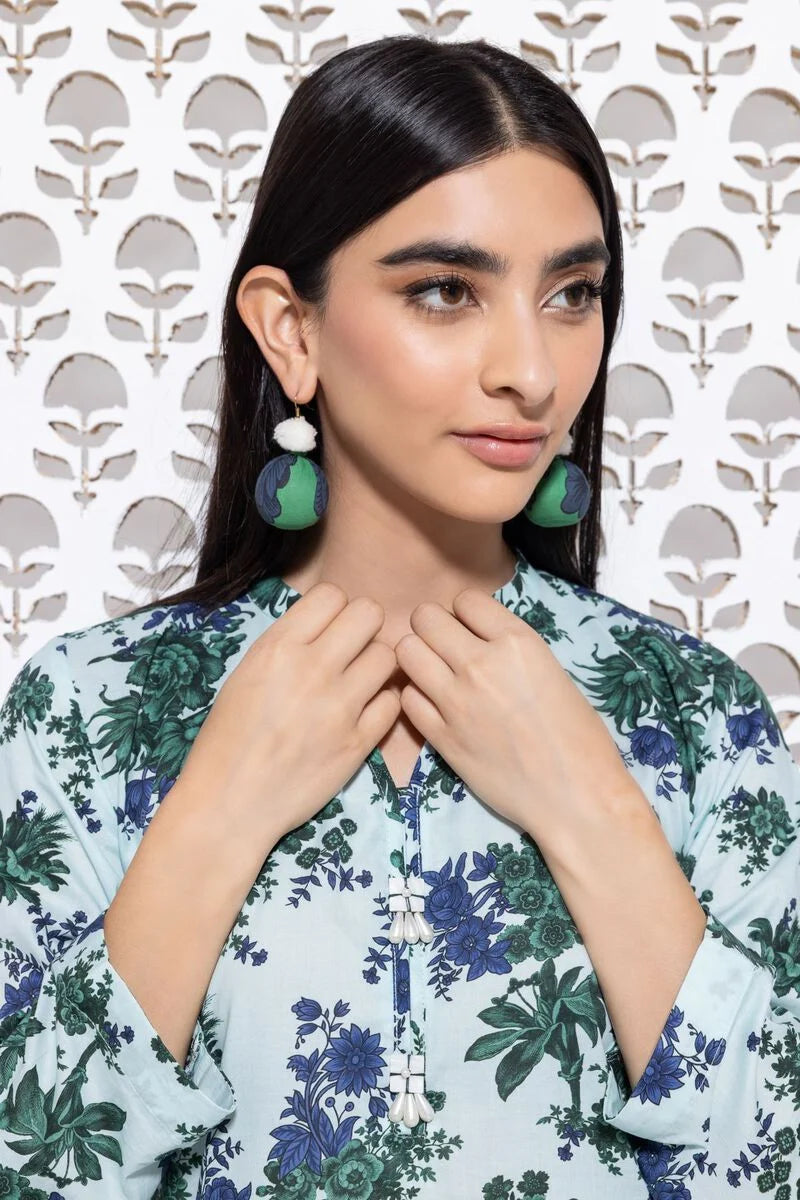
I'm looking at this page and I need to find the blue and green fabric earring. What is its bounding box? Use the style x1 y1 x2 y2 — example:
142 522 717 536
253 392 329 529
522 429 591 528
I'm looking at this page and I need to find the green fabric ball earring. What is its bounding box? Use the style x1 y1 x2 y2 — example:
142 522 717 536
522 431 591 528
254 393 329 529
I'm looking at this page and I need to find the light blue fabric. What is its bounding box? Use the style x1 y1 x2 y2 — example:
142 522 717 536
1 547 798 1198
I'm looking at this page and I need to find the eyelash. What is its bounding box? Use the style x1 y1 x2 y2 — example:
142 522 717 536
401 270 609 319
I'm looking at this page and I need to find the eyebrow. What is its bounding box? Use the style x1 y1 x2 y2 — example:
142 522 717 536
374 236 611 279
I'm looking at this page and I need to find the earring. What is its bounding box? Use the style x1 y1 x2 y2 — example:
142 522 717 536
253 392 329 529
522 428 591 528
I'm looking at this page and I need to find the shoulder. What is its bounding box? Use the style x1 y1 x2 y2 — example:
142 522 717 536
529 566 790 800
531 563 726 685
2 584 268 782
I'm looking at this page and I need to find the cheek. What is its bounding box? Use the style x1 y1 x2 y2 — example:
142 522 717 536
557 317 605 397
321 297 455 432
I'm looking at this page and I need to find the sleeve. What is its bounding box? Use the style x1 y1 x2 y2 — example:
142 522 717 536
0 633 236 1198
599 654 800 1192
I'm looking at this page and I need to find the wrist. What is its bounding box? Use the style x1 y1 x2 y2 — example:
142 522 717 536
164 773 284 889
531 782 657 883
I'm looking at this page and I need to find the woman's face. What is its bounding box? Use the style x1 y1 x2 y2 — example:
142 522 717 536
311 146 608 527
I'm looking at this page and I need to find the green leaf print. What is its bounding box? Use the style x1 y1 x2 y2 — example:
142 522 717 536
0 802 70 907
494 1031 554 1102
464 959 606 1108
0 660 55 743
465 1028 525 1061
0 1008 45 1096
0 1052 125 1187
85 686 144 779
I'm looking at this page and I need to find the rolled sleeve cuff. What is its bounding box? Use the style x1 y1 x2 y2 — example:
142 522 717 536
600 913 772 1150
52 916 237 1152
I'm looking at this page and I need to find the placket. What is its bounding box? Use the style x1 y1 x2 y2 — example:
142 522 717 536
385 781 435 1133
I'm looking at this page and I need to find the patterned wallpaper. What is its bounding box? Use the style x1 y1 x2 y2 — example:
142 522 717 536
1 0 799 760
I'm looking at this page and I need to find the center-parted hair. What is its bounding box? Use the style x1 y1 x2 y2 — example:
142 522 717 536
132 34 624 618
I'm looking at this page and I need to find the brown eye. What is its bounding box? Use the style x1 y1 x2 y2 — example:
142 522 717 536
402 272 477 318
547 276 607 315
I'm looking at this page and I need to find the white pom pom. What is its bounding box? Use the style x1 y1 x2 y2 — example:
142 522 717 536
273 414 317 453
559 429 574 456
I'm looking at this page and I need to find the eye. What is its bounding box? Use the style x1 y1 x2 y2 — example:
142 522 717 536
547 274 609 315
401 271 476 317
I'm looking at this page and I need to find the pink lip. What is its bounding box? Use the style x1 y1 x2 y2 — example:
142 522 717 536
455 424 549 441
452 433 547 467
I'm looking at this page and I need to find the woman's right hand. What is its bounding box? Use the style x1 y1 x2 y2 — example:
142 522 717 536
174 582 401 850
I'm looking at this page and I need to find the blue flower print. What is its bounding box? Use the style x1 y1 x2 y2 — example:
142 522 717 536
269 997 387 1179
201 1176 252 1200
626 724 684 802
293 997 323 1022
323 1025 386 1097
726 706 780 764
635 1129 718 1198
421 852 512 999
424 859 474 928
118 769 159 834
629 725 678 770
0 961 42 1020
101 1018 135 1053
445 913 512 981
631 1006 726 1105
635 1140 672 1184
630 1040 686 1104
726 1106 797 1190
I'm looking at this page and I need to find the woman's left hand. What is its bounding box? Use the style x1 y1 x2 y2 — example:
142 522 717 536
393 587 649 847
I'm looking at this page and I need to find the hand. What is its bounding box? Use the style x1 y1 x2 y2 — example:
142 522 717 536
394 588 647 848
177 584 401 851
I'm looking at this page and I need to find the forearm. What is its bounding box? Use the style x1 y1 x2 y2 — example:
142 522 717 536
104 777 280 1069
533 786 707 1090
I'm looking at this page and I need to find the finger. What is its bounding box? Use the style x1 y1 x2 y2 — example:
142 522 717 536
395 633 453 709
408 601 480 673
399 681 444 741
450 588 520 642
273 581 350 641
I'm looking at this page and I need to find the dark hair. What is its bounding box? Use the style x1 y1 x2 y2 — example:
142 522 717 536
127 34 623 619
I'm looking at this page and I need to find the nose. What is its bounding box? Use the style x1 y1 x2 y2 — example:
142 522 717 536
478 296 558 405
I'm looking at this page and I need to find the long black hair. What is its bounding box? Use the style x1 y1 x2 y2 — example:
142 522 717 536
127 34 623 618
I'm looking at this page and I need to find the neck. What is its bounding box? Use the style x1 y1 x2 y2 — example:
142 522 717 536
280 496 519 647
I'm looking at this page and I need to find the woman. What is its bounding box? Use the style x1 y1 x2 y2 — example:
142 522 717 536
1 34 798 1200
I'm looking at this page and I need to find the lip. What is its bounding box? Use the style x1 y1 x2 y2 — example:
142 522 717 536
453 423 549 441
452 432 547 467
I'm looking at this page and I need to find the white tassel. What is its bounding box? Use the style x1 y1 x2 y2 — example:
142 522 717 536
273 414 317 452
403 910 420 943
388 913 405 944
413 911 434 942
388 873 430 947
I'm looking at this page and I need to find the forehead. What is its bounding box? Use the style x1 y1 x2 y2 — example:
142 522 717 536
339 147 605 269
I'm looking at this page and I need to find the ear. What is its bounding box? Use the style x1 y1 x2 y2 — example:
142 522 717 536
235 264 319 400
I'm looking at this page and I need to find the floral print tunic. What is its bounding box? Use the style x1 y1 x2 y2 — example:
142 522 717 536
1 547 799 1200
